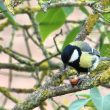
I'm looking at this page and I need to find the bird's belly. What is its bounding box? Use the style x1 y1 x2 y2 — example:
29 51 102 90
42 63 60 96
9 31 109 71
68 62 89 73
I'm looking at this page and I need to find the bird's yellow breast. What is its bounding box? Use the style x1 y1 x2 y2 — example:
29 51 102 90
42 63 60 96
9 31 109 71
79 52 93 68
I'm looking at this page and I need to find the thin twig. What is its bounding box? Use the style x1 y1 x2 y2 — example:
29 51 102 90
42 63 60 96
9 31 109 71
9 48 35 62
2 29 15 106
9 87 34 93
0 87 20 103
8 30 15 88
35 53 59 66
25 28 40 47
0 45 34 66
28 13 50 59
23 29 32 57
53 29 63 54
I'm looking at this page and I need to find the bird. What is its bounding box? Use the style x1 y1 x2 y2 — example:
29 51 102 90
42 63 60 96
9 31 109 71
61 41 101 75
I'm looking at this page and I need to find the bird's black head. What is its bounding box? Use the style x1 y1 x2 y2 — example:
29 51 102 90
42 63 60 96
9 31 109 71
61 45 81 66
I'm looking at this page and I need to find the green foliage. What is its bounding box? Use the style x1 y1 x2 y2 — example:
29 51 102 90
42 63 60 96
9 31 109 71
90 87 102 110
36 7 73 41
102 13 110 23
100 44 110 57
98 26 110 57
91 87 110 110
79 6 89 15
99 32 106 49
100 0 110 23
69 87 110 110
62 26 80 49
62 7 74 16
106 31 110 42
36 8 66 41
0 1 17 28
69 99 91 110
0 107 6 110
75 93 91 99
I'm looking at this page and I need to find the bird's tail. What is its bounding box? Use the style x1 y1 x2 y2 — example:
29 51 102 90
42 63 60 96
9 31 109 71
100 57 110 61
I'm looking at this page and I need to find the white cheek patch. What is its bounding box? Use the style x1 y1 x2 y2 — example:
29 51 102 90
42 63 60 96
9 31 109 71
69 49 79 63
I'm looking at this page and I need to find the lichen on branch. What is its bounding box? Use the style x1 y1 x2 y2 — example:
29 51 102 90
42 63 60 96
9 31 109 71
12 61 110 110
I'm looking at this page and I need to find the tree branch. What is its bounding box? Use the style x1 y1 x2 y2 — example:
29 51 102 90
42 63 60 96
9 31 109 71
14 1 93 14
13 61 110 110
0 62 60 72
0 45 34 66
75 14 99 41
0 87 20 103
0 63 35 72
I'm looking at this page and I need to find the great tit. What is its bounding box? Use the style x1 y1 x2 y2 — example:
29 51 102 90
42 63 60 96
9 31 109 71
61 41 100 74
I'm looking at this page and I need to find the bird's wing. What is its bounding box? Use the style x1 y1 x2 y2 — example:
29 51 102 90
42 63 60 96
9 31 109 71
70 41 100 56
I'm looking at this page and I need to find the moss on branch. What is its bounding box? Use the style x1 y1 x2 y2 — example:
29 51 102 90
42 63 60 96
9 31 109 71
14 6 41 14
0 20 9 31
86 14 99 33
75 13 99 41
12 61 110 110
13 2 92 14
101 0 110 6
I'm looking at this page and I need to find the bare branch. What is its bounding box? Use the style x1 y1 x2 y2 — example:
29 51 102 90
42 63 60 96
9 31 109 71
0 87 20 103
0 62 60 72
0 45 34 66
